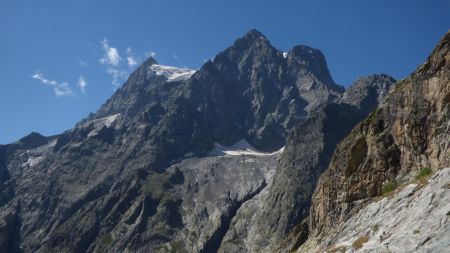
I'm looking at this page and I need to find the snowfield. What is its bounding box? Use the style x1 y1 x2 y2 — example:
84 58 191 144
149 64 196 82
86 114 120 137
209 139 284 157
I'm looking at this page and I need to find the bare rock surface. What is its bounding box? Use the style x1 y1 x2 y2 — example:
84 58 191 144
303 30 450 253
300 167 450 253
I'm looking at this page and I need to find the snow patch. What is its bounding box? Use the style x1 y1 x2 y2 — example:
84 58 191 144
283 52 288 58
22 156 44 168
209 139 284 157
149 64 196 82
87 114 120 137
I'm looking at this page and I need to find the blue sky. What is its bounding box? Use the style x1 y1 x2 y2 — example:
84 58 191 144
0 0 449 144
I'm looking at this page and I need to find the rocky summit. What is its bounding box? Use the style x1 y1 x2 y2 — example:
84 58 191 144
0 29 448 253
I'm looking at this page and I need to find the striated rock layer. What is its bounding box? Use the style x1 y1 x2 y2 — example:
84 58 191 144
301 167 450 253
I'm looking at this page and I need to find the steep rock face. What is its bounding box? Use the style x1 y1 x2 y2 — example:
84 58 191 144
0 30 349 253
216 75 395 253
306 31 450 249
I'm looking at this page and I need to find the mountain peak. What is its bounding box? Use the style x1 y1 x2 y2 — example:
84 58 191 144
231 29 271 52
288 45 325 62
141 56 158 67
16 132 47 149
243 28 266 40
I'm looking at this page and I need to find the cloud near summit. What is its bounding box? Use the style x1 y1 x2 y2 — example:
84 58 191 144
32 72 73 97
100 38 122 66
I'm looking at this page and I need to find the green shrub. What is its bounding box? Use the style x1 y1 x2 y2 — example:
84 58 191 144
382 180 397 195
99 233 113 245
416 167 432 179
352 236 369 249
328 246 347 253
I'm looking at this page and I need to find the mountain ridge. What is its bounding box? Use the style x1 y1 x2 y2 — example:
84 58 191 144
0 29 404 253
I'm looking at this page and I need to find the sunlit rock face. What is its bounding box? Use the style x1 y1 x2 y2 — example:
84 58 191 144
301 31 450 253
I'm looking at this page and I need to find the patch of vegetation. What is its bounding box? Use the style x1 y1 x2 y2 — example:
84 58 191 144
352 236 369 249
170 240 188 253
381 180 398 195
154 244 170 252
143 167 184 200
95 233 113 253
392 77 409 93
416 167 432 179
99 233 113 245
372 224 379 232
364 108 381 125
413 229 420 234
415 167 433 185
328 245 347 253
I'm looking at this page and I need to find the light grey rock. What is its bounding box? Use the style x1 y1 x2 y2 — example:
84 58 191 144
300 167 450 253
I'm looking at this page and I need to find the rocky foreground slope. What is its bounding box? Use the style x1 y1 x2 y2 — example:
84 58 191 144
298 30 450 253
302 167 450 252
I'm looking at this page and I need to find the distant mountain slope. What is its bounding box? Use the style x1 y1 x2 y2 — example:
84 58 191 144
300 30 450 253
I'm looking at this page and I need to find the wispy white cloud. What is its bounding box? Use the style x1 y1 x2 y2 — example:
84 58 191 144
173 53 179 60
127 56 137 67
78 59 87 67
54 82 72 97
99 38 127 86
32 72 73 97
106 68 128 87
31 72 57 85
99 38 121 66
99 39 158 87
125 47 140 67
77 76 87 93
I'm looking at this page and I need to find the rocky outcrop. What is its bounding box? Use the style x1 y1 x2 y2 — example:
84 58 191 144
305 30 450 250
301 167 450 253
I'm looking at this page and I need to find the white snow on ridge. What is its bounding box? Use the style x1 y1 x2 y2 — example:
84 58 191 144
283 52 288 58
87 114 120 137
209 139 284 157
149 64 196 82
22 156 44 168
92 114 120 128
